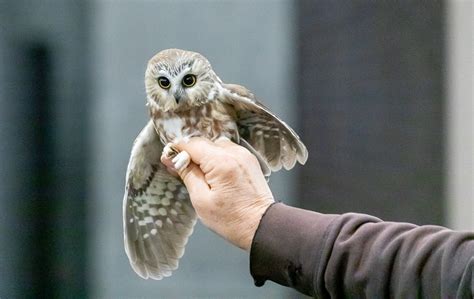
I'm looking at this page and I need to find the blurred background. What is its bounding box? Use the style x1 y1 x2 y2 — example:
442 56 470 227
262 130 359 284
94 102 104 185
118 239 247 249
0 0 472 298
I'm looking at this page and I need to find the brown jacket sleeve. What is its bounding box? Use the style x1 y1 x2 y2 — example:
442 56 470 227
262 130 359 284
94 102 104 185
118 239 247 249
250 203 474 298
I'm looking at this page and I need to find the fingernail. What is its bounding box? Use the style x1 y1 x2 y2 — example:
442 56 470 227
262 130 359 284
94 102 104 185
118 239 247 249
174 159 186 170
173 152 190 171
171 155 179 163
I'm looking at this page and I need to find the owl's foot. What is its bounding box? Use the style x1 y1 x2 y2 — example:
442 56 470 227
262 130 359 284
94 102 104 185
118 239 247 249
163 143 179 160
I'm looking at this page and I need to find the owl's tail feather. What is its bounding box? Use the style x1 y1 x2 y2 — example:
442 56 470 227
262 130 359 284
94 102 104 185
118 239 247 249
239 138 271 178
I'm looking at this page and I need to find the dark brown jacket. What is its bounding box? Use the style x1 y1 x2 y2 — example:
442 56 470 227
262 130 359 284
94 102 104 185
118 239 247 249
250 203 474 298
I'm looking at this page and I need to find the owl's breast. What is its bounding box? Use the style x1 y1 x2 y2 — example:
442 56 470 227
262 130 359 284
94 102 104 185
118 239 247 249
152 102 239 144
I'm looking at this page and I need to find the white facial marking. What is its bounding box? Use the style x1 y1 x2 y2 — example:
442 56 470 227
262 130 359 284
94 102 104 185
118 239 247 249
207 87 217 100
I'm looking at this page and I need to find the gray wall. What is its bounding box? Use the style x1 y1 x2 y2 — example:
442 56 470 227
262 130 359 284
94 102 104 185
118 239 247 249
87 1 300 298
446 0 474 230
0 3 21 297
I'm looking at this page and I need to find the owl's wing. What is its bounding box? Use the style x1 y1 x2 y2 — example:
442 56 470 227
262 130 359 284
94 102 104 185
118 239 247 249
123 120 196 280
221 83 308 171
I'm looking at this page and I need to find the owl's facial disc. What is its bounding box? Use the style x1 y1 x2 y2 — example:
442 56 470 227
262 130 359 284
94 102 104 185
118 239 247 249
145 52 216 112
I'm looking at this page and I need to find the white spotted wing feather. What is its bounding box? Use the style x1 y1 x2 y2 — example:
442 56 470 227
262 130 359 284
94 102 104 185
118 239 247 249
221 83 308 171
123 120 196 279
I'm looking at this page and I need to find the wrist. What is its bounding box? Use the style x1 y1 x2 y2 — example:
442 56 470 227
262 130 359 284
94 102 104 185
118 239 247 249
240 200 274 251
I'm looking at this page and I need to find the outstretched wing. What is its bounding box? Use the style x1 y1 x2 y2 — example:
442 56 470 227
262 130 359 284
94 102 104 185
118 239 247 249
123 120 196 280
221 83 308 171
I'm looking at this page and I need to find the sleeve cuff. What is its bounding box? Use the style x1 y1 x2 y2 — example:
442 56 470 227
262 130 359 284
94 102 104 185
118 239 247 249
249 203 338 296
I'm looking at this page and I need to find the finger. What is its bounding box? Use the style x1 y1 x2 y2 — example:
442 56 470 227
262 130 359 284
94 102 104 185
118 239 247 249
174 137 220 165
160 152 180 177
178 161 210 195
160 152 174 169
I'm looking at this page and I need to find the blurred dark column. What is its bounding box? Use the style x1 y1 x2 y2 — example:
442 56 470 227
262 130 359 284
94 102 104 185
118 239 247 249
0 1 89 298
26 44 56 298
296 1 445 224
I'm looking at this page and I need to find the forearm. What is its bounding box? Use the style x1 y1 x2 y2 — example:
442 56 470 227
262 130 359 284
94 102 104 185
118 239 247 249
250 203 474 298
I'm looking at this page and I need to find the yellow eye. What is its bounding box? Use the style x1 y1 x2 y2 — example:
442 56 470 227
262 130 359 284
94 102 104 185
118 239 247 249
157 77 171 89
182 74 196 87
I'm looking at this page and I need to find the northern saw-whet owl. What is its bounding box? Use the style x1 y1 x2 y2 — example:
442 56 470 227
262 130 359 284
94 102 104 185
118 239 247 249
123 49 308 280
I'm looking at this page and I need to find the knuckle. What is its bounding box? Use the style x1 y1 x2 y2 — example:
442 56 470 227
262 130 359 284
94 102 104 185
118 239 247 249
221 159 239 174
215 156 240 176
244 152 259 165
232 146 251 158
211 153 230 167
237 148 259 165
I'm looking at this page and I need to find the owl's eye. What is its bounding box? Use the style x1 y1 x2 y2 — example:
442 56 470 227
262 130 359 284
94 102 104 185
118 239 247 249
182 74 196 87
157 77 171 89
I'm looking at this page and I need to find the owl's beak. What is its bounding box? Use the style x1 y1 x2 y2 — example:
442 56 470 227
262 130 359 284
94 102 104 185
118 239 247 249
174 93 181 104
173 89 183 104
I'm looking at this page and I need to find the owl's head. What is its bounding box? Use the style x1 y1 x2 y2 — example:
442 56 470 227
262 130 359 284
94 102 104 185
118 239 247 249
145 49 221 112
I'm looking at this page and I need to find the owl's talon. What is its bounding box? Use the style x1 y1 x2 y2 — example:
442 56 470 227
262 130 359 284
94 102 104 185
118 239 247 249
172 151 190 171
163 143 179 159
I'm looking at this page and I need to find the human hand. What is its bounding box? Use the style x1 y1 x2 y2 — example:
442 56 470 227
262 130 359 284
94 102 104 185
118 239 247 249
161 137 274 251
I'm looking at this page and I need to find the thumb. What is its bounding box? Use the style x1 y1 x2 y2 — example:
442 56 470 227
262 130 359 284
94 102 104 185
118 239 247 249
178 161 210 196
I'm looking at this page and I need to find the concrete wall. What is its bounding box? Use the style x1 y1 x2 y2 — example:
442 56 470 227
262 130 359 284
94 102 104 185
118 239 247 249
446 0 474 230
0 4 23 297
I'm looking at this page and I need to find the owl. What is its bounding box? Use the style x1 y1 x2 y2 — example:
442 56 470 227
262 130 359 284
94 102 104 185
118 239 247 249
123 49 308 280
